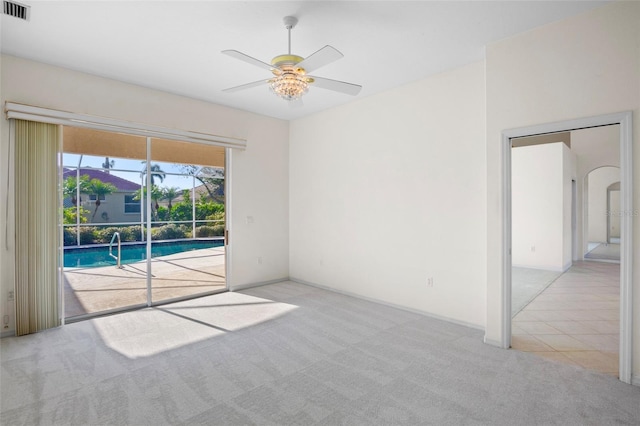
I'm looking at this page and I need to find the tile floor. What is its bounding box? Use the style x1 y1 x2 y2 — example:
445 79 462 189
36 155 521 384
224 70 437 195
511 260 620 376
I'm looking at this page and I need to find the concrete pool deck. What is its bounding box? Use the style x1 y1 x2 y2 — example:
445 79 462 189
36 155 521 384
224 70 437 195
64 247 226 318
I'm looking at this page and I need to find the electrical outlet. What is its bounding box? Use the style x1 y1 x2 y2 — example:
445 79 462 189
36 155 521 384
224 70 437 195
257 256 263 265
427 277 434 288
530 246 536 252
7 291 14 302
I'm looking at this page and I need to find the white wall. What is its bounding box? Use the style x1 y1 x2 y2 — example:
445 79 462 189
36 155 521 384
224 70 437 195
562 144 577 268
0 55 290 334
587 166 620 243
485 1 640 377
511 142 574 271
290 61 486 328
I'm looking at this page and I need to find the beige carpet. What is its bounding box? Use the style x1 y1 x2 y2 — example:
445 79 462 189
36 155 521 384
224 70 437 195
2 281 639 425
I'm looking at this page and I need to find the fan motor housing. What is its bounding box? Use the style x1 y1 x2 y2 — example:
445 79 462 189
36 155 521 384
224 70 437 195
271 54 304 69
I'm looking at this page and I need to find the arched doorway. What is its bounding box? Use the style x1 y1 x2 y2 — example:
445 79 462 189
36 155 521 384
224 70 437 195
584 166 620 262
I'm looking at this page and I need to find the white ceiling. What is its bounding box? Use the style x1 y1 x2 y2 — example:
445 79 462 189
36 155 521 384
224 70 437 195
1 1 609 121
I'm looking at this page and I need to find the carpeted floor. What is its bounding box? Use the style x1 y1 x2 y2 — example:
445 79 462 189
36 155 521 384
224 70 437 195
1 281 639 425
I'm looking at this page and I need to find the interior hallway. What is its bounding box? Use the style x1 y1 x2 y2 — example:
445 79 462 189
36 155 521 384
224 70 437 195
511 261 619 376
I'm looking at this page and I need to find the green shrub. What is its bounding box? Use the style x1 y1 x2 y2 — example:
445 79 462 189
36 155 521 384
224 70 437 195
95 226 142 243
94 227 112 243
212 224 225 236
196 202 224 220
205 211 225 222
79 227 98 245
151 224 186 240
180 225 192 238
65 225 143 246
169 200 224 222
63 228 77 246
62 206 90 225
156 206 169 221
195 225 214 237
170 203 193 222
124 226 143 242
195 224 225 237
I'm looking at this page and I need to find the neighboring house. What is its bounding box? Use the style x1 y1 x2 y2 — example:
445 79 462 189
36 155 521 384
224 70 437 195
62 168 142 224
172 183 223 205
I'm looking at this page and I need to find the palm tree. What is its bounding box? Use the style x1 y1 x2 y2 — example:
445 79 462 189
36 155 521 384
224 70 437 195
62 175 88 205
149 164 166 186
150 185 163 212
141 162 166 186
102 157 115 174
85 178 116 220
161 186 180 211
133 185 163 218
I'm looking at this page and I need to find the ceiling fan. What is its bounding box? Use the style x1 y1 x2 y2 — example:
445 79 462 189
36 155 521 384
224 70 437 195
222 16 362 103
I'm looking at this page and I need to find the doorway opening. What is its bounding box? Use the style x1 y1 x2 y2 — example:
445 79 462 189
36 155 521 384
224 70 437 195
61 126 228 321
501 112 632 384
584 167 620 262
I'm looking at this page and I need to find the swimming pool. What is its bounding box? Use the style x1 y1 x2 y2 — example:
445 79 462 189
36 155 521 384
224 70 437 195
64 239 223 268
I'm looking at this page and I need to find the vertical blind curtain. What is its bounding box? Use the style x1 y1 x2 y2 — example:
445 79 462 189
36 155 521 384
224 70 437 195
14 120 60 335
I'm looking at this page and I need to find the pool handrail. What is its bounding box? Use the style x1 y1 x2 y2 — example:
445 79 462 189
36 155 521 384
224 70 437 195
109 232 123 269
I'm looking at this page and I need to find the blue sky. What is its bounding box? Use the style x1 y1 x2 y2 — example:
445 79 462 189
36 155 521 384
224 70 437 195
62 154 198 190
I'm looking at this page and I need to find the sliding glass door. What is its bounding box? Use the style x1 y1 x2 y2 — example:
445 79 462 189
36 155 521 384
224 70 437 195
148 138 227 304
61 127 226 320
62 129 148 318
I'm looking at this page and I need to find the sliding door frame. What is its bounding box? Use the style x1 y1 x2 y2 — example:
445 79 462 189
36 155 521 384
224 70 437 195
62 132 231 319
4 101 245 322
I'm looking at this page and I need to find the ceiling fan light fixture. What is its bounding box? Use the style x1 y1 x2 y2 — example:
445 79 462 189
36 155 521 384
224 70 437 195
222 15 361 101
269 68 309 101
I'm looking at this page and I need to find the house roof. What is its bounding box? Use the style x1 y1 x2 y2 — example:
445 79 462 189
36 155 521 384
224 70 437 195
63 168 140 192
174 184 208 202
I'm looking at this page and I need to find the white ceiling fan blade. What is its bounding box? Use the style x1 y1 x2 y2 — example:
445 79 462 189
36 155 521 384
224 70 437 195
222 50 274 71
222 79 268 93
309 76 362 96
297 45 343 73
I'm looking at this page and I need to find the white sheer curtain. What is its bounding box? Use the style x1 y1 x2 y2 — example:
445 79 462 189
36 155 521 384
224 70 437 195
14 120 60 335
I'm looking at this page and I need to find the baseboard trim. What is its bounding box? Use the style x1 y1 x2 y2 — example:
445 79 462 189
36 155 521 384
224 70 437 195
229 277 290 292
290 276 484 332
583 258 621 264
1 330 16 338
511 264 567 273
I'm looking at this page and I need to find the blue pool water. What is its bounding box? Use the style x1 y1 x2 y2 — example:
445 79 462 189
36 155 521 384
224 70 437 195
64 239 223 268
